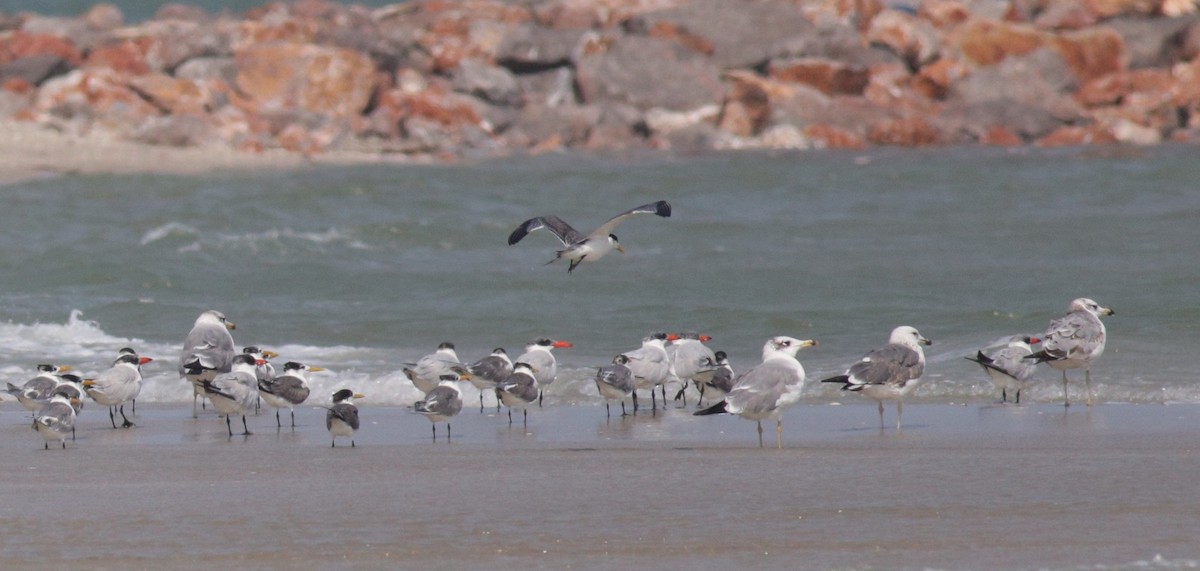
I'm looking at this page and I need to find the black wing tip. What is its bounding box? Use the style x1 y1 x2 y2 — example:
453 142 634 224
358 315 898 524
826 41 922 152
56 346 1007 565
693 400 727 416
964 351 991 365
654 200 671 218
820 375 850 385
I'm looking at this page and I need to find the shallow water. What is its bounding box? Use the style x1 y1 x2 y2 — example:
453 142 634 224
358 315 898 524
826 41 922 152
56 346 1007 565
2 146 1199 570
0 146 1195 407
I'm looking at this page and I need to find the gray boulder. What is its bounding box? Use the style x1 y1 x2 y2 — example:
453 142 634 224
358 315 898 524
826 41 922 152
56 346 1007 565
629 0 816 69
575 34 723 112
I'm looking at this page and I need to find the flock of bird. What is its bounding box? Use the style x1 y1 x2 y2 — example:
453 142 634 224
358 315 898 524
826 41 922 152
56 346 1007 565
3 199 1116 449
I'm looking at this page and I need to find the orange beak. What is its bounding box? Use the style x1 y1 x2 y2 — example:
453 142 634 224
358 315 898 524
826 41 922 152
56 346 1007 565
552 340 573 349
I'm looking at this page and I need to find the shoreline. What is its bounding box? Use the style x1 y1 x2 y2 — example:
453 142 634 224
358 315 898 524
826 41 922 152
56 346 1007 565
3 402 1198 569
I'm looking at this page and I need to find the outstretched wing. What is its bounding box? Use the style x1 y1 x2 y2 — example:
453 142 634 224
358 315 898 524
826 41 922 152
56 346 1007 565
508 216 583 247
588 201 672 241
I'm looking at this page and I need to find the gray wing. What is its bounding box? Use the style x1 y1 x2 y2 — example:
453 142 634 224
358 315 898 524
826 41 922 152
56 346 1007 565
36 401 75 429
467 356 513 383
498 372 539 401
179 323 234 375
672 342 716 380
96 365 140 388
22 376 59 399
725 360 798 416
327 403 360 430
508 215 584 246
415 386 462 416
260 375 310 405
595 364 634 393
991 345 1037 381
587 200 672 241
708 365 735 393
846 344 924 388
517 351 556 385
1043 311 1105 359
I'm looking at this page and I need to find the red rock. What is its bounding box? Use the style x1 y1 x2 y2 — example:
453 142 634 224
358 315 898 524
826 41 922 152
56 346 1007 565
128 73 212 115
1032 0 1098 30
804 124 866 149
918 0 972 29
867 9 940 67
863 62 913 108
1051 27 1128 84
1082 0 1158 18
0 32 83 66
3 77 34 94
955 19 1048 67
979 125 1023 146
234 42 377 119
911 57 969 100
83 40 152 75
768 57 869 96
1035 124 1117 146
1076 68 1174 106
34 68 159 129
867 117 941 146
717 72 771 137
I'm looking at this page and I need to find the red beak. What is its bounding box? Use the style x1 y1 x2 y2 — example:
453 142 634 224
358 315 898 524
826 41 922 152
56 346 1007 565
666 333 681 341
552 340 573 349
1028 336 1041 344
139 357 154 365
699 335 713 342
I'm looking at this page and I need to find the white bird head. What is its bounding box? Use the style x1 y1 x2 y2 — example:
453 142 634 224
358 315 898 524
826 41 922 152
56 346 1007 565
762 336 818 360
889 326 932 349
1068 297 1114 317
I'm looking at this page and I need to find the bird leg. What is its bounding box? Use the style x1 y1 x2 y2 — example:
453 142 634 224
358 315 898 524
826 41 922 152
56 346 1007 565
447 423 452 442
479 393 485 413
661 384 667 408
431 423 437 442
275 409 282 428
632 392 639 415
242 414 251 436
508 409 513 424
605 402 611 418
225 415 233 437
776 419 783 449
756 421 764 448
290 409 296 429
896 401 903 431
523 409 528 428
1085 369 1095 407
651 389 658 415
877 401 885 430
621 401 628 417
538 390 543 408
1062 371 1071 407
119 405 134 428
108 406 117 429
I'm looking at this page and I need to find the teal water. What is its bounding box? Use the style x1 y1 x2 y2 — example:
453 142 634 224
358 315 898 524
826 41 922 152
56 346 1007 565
0 146 1195 406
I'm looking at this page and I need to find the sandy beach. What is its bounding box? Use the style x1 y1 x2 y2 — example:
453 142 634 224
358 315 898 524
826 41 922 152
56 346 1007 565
0 120 386 186
2 402 1198 570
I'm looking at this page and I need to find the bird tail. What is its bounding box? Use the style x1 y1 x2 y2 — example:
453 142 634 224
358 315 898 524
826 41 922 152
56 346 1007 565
199 380 235 400
964 351 992 366
1024 349 1053 364
693 400 727 416
820 375 854 390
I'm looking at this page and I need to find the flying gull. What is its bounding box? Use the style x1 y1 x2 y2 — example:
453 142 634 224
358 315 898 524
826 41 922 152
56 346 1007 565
507 200 672 273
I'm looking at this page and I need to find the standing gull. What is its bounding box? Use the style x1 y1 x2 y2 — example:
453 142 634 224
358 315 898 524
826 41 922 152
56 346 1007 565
667 332 716 406
1026 297 1114 407
414 376 464 442
700 351 735 404
404 342 467 394
966 335 1040 404
32 393 79 450
465 348 513 412
496 362 539 426
201 353 261 436
695 337 818 448
507 200 672 273
594 354 636 418
326 389 364 447
179 310 236 418
821 326 932 430
516 337 572 406
5 364 73 414
259 361 322 428
622 332 674 413
83 352 151 429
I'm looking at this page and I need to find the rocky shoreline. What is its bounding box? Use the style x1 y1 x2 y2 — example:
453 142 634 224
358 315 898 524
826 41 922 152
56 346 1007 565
1 0 1199 163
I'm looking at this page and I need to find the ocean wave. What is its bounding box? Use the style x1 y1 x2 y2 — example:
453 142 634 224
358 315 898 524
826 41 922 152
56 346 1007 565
138 222 369 252
2 313 1199 408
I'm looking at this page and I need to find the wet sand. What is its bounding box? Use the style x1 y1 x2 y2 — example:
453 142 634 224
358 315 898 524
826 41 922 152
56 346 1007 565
2 401 1198 570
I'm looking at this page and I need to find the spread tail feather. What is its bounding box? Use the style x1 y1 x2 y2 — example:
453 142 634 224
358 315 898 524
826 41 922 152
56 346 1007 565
693 400 727 416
